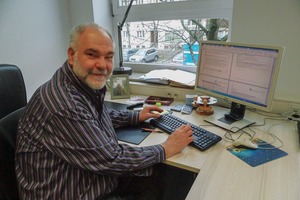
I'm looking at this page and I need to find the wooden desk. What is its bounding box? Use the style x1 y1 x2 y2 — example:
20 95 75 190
184 107 300 200
108 96 300 200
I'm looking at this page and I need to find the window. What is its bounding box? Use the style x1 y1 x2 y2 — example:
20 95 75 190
136 30 144 38
112 0 233 74
118 0 189 7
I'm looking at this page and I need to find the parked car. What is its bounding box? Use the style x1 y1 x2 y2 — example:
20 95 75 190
129 48 159 63
122 48 139 62
172 53 184 64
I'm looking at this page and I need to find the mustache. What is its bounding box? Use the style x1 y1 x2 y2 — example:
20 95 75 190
90 69 108 75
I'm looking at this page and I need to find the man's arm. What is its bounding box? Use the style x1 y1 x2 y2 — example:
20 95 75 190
41 109 165 176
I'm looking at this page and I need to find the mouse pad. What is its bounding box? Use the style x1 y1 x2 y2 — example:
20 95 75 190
226 138 288 167
104 101 128 110
104 101 153 145
115 122 154 145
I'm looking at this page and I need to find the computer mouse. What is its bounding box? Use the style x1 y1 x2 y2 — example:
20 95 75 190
232 139 258 150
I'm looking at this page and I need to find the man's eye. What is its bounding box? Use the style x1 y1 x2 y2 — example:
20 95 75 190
87 53 96 57
106 55 114 60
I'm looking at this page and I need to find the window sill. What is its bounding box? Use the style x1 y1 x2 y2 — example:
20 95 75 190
129 72 199 100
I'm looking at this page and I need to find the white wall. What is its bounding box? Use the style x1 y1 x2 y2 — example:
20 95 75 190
231 0 300 104
0 0 70 99
0 0 108 99
68 0 94 27
92 0 113 34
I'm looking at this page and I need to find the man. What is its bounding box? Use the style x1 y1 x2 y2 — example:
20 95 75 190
15 23 193 199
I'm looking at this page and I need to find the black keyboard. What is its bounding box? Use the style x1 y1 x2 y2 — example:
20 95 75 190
150 114 222 151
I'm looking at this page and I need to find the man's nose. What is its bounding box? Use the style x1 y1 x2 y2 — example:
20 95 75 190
95 57 106 69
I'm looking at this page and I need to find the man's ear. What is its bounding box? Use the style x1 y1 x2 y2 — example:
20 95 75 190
68 47 75 65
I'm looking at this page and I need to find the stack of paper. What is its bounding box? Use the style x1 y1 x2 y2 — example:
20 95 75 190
138 69 170 85
139 69 195 88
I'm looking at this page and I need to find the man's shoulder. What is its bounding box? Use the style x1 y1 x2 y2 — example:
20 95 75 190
40 75 93 114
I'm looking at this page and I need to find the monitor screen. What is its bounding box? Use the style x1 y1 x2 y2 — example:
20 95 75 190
195 41 283 131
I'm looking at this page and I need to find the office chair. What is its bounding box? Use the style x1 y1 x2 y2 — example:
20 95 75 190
0 64 26 199
0 64 27 119
0 107 25 200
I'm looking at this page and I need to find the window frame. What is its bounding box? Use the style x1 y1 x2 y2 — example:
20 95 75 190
111 0 233 74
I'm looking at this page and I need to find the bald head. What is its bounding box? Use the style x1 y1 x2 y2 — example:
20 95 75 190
69 23 114 52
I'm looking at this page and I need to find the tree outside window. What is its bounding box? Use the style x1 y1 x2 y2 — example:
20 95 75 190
121 19 229 66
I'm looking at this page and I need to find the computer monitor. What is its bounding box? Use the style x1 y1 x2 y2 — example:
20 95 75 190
195 41 283 132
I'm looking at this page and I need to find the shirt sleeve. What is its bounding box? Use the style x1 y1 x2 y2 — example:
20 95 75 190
42 107 166 176
108 108 139 128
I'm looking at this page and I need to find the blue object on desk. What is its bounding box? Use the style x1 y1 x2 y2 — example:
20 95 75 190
104 101 154 144
227 138 288 167
115 122 154 145
104 101 128 110
150 113 222 151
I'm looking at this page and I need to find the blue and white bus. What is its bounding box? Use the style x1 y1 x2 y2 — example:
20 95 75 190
183 43 200 66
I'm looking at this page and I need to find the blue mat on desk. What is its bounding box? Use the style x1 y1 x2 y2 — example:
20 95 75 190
104 101 128 110
104 101 154 145
227 138 288 167
115 122 154 145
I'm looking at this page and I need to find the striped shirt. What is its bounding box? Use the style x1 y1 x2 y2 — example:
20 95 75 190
15 61 165 199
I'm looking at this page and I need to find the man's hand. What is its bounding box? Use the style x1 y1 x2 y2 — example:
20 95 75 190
161 125 194 158
138 105 163 122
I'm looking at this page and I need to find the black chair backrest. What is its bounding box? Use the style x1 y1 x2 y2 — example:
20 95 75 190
0 107 25 200
0 64 27 119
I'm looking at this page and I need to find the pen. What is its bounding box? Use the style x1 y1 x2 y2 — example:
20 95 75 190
141 128 164 133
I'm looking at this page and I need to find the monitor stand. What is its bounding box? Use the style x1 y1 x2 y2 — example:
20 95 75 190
204 102 255 132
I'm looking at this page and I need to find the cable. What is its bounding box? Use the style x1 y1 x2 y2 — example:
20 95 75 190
201 108 295 149
223 126 256 143
224 116 288 150
250 118 294 150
